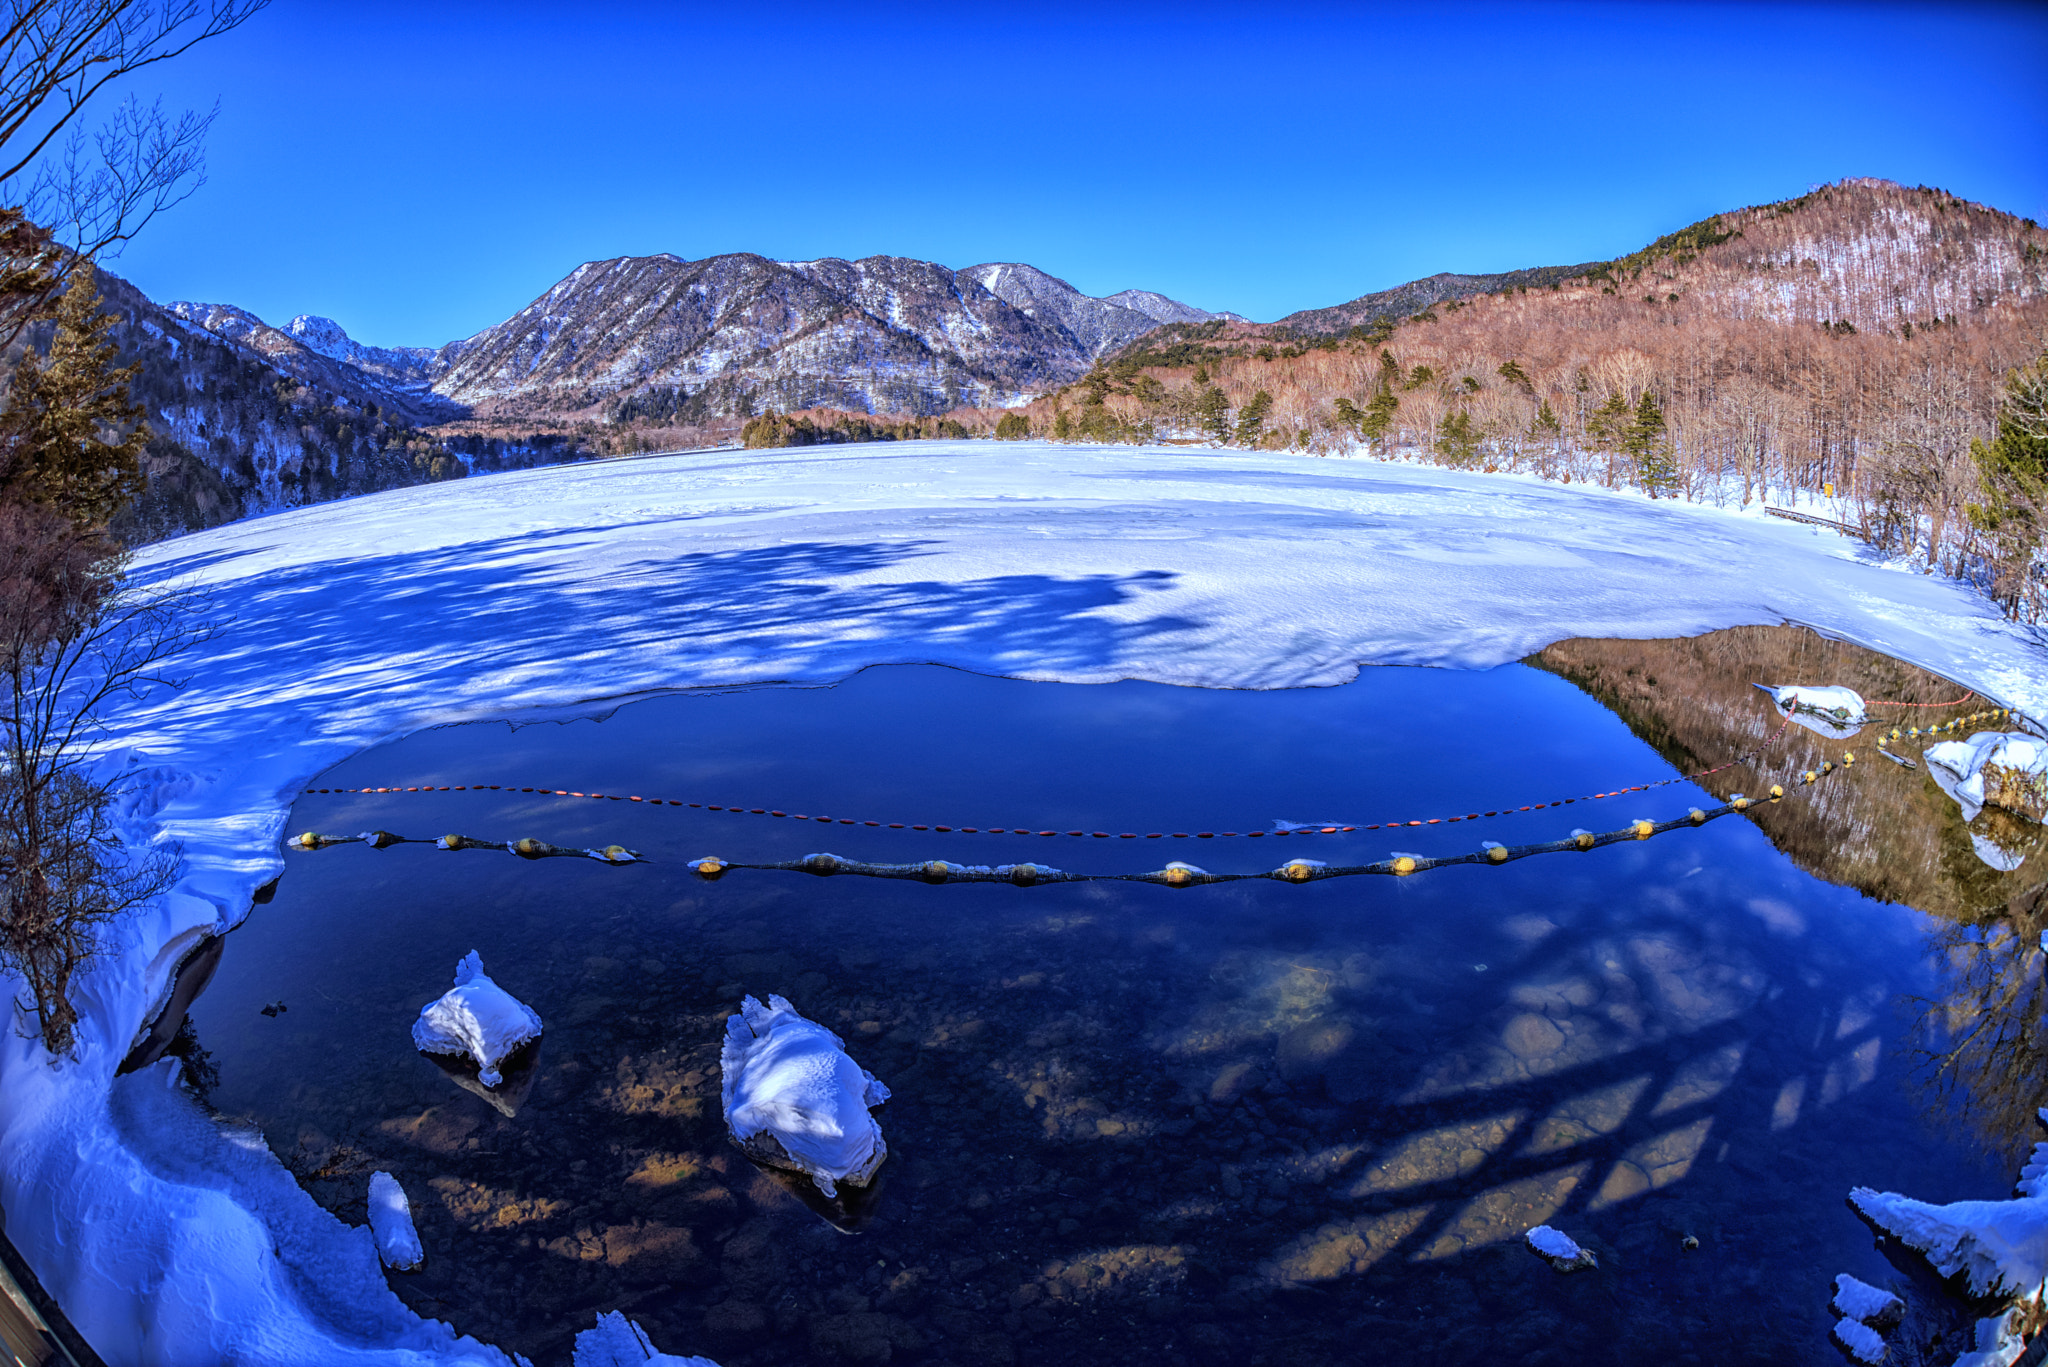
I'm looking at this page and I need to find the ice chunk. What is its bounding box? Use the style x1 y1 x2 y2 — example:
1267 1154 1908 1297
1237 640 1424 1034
1927 732 2046 825
1754 683 1867 739
573 1310 721 1366
1831 1317 1887 1364
412 951 543 1086
1523 1224 1597 1272
367 1171 423 1272
721 994 889 1199
1830 1273 1903 1328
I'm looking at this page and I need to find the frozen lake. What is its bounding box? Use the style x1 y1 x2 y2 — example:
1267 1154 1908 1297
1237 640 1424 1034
159 626 2037 1366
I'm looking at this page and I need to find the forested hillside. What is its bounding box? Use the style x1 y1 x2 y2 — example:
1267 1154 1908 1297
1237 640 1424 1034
970 179 2048 619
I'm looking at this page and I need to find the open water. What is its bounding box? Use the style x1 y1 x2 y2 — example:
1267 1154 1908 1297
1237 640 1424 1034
172 631 2042 1366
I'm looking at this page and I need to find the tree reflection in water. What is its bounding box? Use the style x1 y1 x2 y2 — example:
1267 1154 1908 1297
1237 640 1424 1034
1531 625 2047 1166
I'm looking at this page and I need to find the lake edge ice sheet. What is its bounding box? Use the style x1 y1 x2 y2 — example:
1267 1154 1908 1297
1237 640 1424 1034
9 441 2047 1364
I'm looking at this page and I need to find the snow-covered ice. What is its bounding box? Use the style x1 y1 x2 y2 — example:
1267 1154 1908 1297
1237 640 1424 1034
572 1311 720 1366
367 1172 423 1272
411 952 542 1087
720 994 890 1198
5 440 2044 1363
1925 732 2047 824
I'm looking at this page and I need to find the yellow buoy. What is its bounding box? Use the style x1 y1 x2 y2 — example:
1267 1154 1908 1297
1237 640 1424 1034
1632 819 1654 839
1842 751 1855 765
693 856 724 880
1688 808 1707 825
1391 856 1417 876
1486 844 1509 863
1573 831 1595 850
1731 795 1751 810
1769 784 1785 801
923 860 952 883
604 845 631 862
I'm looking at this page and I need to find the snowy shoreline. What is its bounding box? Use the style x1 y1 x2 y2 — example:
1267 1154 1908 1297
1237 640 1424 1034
7 440 2043 1364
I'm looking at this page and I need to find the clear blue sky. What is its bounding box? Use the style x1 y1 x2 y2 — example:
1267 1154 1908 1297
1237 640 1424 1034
100 0 2048 347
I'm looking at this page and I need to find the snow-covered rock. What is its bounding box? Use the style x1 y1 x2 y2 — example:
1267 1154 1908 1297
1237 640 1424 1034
573 1310 720 1366
411 952 543 1087
1927 732 2047 824
367 1172 423 1272
1832 1317 1888 1364
1523 1224 1597 1272
721 995 890 1199
1830 1273 1903 1328
1755 683 1867 738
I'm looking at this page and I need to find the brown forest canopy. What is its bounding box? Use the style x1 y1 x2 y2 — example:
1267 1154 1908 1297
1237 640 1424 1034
963 178 2048 620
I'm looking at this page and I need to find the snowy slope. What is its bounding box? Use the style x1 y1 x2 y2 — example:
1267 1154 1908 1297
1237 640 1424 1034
5 441 2043 1365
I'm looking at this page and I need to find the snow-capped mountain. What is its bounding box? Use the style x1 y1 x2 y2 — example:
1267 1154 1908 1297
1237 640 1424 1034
166 255 1234 421
424 253 1232 417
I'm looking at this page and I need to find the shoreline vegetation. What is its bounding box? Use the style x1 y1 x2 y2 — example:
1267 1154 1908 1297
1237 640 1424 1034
715 180 2048 624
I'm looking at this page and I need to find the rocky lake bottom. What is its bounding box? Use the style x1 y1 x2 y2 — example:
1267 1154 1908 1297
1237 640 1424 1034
169 639 2041 1366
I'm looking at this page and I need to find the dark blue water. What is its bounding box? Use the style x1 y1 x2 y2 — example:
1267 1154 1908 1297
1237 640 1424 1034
181 659 2018 1367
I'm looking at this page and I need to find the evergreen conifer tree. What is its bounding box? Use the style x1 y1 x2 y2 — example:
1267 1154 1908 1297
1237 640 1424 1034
0 267 147 529
1197 386 1231 439
1234 390 1273 446
1621 391 1677 496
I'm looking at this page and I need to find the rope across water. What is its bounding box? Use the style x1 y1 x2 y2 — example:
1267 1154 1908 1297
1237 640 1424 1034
301 694 1930 842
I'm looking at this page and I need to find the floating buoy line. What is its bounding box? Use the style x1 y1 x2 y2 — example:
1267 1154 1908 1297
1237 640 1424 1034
286 696 2017 886
293 697 2006 844
290 761 1856 886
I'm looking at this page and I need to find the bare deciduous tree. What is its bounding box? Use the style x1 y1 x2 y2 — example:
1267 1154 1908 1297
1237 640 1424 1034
0 0 268 343
0 503 208 1054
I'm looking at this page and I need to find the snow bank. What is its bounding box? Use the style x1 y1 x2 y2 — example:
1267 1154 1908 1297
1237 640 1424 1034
12 441 2047 1364
1926 732 2047 824
411 952 542 1086
367 1173 423 1272
572 1311 720 1366
1849 1109 2048 1303
720 995 890 1198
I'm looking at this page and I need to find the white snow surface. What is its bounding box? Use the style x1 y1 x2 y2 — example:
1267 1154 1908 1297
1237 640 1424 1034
572 1311 720 1367
367 1172 423 1272
720 995 889 1199
410 951 543 1086
1927 732 2047 823
7 441 2047 1363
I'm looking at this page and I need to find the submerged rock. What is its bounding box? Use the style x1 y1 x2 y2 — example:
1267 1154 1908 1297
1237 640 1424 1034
1523 1224 1597 1273
1755 683 1867 738
367 1171 423 1272
721 994 890 1199
411 951 543 1087
574 1310 722 1365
